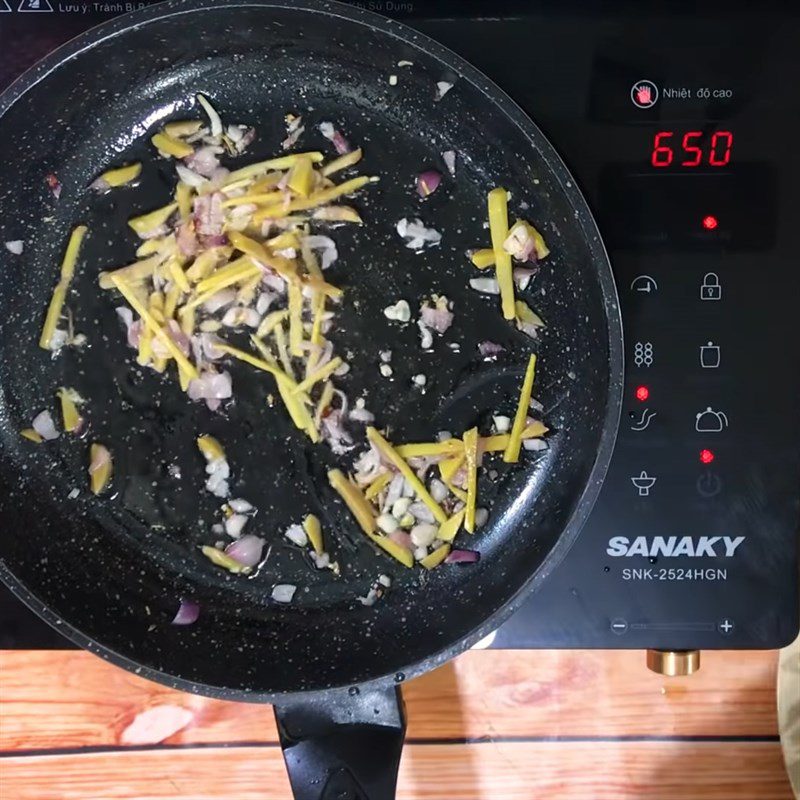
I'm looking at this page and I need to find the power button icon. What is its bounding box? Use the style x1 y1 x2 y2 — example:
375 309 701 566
697 472 722 498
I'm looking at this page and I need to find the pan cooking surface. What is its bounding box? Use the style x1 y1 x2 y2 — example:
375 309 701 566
0 0 620 697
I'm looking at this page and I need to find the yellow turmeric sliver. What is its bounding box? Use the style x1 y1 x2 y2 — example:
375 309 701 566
364 471 392 501
420 543 451 570
221 190 284 209
287 155 314 197
96 162 141 188
39 225 88 350
288 281 303 357
256 309 289 339
20 429 43 443
276 375 318 441
57 388 81 433
128 202 178 236
437 509 465 543
328 469 376 535
371 533 414 568
463 427 479 533
185 247 229 284
293 357 342 395
273 322 294 380
488 187 515 320
111 276 198 380
164 283 182 320
439 454 465 483
225 152 325 184
164 120 204 138
176 182 193 221
303 514 324 555
321 148 363 177
470 248 495 269
503 354 537 463
99 253 163 290
253 176 372 222
314 380 335 428
166 257 191 293
196 255 256 294
309 292 326 345
482 421 548 453
151 132 194 158
396 439 463 459
214 342 288 382
366 427 447 524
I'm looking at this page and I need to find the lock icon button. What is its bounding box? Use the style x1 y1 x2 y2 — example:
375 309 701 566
700 272 722 301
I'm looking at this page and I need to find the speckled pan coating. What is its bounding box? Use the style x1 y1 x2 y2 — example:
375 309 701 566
0 0 623 702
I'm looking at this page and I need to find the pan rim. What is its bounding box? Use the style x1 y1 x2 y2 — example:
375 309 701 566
0 0 623 702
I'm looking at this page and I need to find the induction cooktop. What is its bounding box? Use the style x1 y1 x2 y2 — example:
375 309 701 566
1 0 798 655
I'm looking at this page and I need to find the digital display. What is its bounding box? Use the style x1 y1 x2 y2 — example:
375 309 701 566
650 130 734 168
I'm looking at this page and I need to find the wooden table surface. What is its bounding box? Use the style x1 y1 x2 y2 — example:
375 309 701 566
0 648 794 799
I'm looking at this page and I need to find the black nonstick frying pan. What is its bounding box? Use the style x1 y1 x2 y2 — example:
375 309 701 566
0 1 623 797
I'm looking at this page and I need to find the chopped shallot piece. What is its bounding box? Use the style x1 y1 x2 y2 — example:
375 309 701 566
225 535 265 567
282 114 305 150
188 370 232 411
384 300 411 322
45 173 62 199
171 600 200 626
416 170 442 197
224 513 248 538
193 192 224 238
469 277 500 295
304 235 338 269
272 584 297 603
319 121 350 155
197 93 223 137
445 549 480 564
285 524 308 547
32 410 59 441
396 217 441 250
4 240 23 255
435 81 454 100
478 340 505 357
184 145 222 178
442 150 457 176
513 267 536 290
419 299 453 334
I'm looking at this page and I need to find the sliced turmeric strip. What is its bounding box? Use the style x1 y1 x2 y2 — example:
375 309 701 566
225 152 324 184
301 237 322 279
437 509 465 543
321 148 363 177
20 429 43 443
488 187 515 320
420 543 451 570
166 256 191 293
470 248 495 269
303 514 324 556
99 253 163 290
302 273 343 299
201 545 249 574
176 182 193 221
288 281 303 357
89 444 113 495
371 533 414 568
196 255 256 294
221 190 284 209
111 275 198 380
197 435 225 461
267 231 301 250
439 454 465 483
396 439 464 459
57 388 82 433
179 305 195 336
185 247 229 284
503 354 537 463
445 482 468 503
293 357 342 396
366 427 447 524
313 380 335 429
128 202 178 236
214 342 289 382
135 237 170 258
463 427 479 533
95 162 141 188
287 155 314 197
364 471 392 501
164 283 182 320
328 469 376 535
164 120 204 138
253 175 372 222
306 294 325 347
273 322 295 380
256 309 289 339
276 375 319 442
481 421 549 453
39 225 88 350
151 132 193 159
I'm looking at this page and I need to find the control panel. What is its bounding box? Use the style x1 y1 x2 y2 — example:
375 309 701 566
417 5 800 649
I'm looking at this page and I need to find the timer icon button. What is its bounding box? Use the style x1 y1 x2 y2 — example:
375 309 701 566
631 80 659 109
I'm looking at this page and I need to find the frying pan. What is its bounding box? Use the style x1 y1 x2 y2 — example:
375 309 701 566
0 1 623 797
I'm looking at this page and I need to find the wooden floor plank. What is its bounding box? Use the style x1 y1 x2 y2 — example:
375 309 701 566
0 649 780 751
0 742 793 800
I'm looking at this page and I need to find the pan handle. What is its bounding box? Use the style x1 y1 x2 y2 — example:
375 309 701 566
274 685 406 800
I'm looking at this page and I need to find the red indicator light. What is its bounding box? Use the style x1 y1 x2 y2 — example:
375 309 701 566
702 215 719 231
635 385 650 402
700 449 715 464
